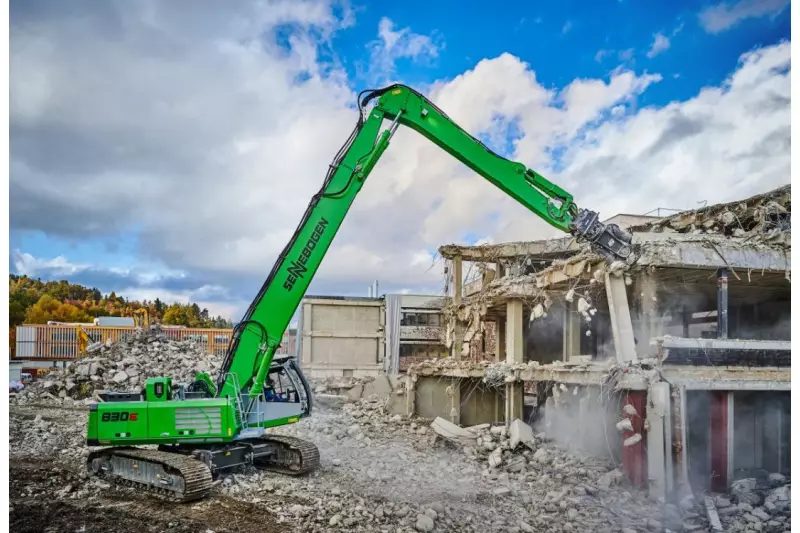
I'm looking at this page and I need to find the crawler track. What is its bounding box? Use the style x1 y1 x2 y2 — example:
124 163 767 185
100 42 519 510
87 447 214 502
252 435 320 476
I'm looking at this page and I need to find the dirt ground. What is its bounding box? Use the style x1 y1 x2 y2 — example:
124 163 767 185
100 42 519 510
9 459 291 533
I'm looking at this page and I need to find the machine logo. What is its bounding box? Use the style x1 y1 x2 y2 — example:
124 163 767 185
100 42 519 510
283 218 329 291
101 412 138 422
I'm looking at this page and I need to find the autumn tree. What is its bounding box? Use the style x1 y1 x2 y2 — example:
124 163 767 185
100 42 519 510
24 294 93 324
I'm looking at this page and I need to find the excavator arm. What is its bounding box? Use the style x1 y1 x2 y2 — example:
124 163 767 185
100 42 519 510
215 84 633 401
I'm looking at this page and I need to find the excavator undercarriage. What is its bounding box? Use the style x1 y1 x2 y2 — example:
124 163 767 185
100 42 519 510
87 434 320 502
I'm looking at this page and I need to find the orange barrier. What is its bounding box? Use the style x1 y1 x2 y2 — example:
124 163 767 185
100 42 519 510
14 325 296 360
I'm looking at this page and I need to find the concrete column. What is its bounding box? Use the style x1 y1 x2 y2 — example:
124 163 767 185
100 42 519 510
505 300 524 425
301 302 313 366
562 301 581 361
717 268 729 339
506 300 524 363
605 274 637 363
452 256 463 305
404 374 417 417
449 317 464 361
638 273 658 358
709 391 729 492
495 262 506 279
446 381 461 425
727 391 735 486
647 382 670 499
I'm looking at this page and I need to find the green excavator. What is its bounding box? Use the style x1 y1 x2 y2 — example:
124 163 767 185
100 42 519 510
85 84 633 501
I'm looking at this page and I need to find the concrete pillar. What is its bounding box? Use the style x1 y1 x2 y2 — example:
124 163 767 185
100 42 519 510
605 274 637 363
647 382 670 499
638 273 658 358
404 374 417 417
495 262 506 279
562 301 581 361
452 256 463 305
506 300 524 364
710 391 729 492
505 300 524 425
301 302 313 366
449 316 464 361
446 381 461 425
717 268 729 339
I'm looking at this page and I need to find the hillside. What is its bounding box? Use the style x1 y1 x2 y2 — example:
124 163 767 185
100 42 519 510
9 274 233 330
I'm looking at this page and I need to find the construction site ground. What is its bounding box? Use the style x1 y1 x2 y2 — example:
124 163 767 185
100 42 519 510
12 394 788 533
10 397 680 533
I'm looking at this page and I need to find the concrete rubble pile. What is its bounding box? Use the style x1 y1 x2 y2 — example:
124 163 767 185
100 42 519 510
13 325 222 405
218 400 671 532
693 475 792 533
632 184 791 243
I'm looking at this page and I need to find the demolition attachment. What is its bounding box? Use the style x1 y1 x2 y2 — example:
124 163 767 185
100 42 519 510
570 209 634 263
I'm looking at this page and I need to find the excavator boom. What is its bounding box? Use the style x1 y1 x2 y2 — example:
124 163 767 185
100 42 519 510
218 84 632 402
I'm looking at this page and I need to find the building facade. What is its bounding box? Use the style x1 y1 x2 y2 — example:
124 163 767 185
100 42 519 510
295 293 447 378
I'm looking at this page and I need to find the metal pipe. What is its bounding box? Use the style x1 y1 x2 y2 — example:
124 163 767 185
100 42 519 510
717 268 728 339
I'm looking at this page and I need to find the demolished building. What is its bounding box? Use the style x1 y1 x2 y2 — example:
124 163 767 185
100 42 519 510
399 184 791 499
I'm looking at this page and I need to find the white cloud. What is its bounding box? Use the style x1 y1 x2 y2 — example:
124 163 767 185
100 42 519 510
699 0 789 33
13 250 88 277
364 17 441 83
117 287 247 321
647 33 670 58
10 3 791 313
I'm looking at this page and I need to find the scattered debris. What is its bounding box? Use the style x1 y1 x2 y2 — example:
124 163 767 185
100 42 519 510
704 496 724 532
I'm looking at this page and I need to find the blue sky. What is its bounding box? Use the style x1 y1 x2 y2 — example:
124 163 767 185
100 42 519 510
333 1 790 100
9 0 792 321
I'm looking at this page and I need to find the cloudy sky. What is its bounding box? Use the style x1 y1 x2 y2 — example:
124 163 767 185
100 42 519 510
9 0 791 322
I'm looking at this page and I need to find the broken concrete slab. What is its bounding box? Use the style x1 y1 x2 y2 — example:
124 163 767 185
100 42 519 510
509 418 535 450
430 417 479 447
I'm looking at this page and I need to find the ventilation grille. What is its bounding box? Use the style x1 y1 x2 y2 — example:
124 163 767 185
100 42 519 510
175 407 223 434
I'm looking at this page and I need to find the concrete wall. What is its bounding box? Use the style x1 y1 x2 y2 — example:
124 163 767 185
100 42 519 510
299 297 385 378
459 379 502 426
414 376 456 420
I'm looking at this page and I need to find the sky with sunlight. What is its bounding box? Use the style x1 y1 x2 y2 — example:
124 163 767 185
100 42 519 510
9 0 792 321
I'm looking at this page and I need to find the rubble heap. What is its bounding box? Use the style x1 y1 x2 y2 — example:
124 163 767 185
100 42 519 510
699 475 792 533
632 183 791 243
13 326 222 405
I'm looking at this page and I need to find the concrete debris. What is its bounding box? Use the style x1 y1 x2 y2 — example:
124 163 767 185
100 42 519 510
622 433 642 447
487 447 503 468
529 303 545 321
508 418 535 450
704 496 724 532
631 184 791 243
674 474 793 533
430 417 479 447
13 326 221 406
615 419 633 432
622 404 639 417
